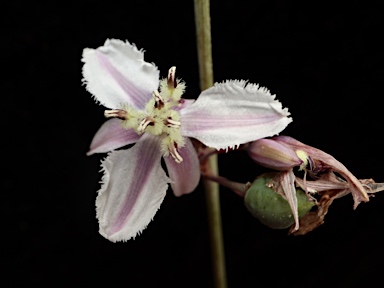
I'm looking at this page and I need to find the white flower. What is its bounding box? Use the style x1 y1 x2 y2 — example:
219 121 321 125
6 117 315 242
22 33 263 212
82 39 292 242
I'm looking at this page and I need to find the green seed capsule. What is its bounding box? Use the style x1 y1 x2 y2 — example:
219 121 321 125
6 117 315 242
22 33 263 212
244 174 315 229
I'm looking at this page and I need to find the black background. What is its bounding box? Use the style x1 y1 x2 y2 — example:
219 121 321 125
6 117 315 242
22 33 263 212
3 0 384 287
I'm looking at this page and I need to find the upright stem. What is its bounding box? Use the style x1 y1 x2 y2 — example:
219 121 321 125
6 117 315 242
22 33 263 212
193 1 227 287
194 0 214 90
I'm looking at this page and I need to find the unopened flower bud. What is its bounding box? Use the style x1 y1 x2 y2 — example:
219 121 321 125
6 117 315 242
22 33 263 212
248 139 302 171
244 174 315 229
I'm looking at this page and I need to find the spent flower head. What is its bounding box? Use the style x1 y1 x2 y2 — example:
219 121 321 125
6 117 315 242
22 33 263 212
246 135 384 234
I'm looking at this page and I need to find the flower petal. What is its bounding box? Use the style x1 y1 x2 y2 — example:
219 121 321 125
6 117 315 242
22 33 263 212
164 138 200 196
82 39 159 109
248 138 302 171
96 134 170 242
295 173 349 193
180 80 292 150
87 118 141 155
280 170 300 232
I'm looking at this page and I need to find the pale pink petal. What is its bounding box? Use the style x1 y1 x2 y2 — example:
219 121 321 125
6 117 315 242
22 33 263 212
96 134 170 242
164 138 200 196
248 138 302 171
180 80 292 150
82 39 159 109
280 170 300 231
295 175 349 193
87 118 141 155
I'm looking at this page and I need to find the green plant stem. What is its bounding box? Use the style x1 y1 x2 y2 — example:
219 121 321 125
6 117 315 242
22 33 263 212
194 1 227 288
203 173 249 198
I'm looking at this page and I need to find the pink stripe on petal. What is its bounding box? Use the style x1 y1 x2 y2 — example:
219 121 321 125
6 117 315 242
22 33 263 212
96 51 151 109
96 134 170 242
164 138 200 196
87 118 140 155
180 80 292 150
82 39 159 109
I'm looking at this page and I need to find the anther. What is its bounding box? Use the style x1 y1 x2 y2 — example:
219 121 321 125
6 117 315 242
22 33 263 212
153 90 164 109
166 118 181 128
138 117 154 133
104 109 128 120
167 66 177 88
169 142 183 163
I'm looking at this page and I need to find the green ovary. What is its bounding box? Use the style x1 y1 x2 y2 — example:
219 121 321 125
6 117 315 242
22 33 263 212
244 175 315 229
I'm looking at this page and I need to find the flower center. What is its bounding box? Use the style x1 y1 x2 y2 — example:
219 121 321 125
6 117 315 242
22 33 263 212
104 67 187 163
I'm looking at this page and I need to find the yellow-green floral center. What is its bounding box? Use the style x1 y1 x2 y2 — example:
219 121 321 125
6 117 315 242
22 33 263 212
104 67 187 163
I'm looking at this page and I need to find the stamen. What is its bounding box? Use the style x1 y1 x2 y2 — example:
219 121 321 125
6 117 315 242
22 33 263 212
169 143 183 163
153 90 164 109
167 66 177 88
137 117 154 133
104 109 128 119
166 118 181 128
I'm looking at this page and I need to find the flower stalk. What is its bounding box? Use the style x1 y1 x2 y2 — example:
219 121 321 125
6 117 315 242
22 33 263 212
194 1 227 287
